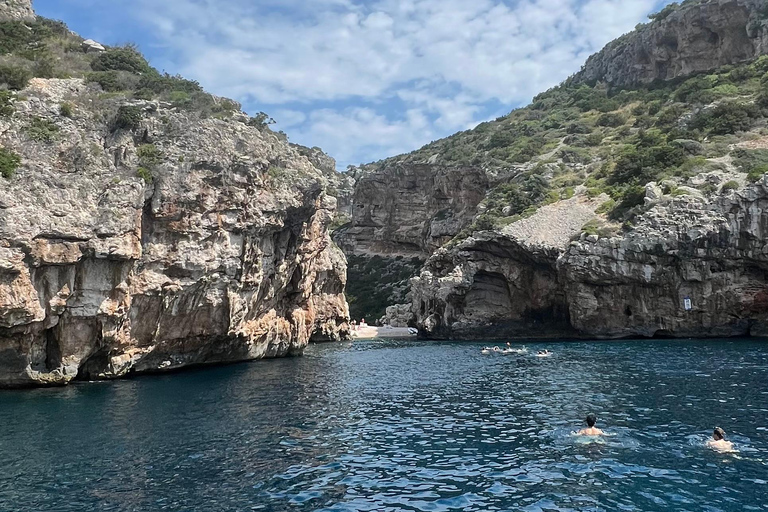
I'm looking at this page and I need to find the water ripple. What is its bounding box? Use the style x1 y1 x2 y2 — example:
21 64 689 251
0 339 766 511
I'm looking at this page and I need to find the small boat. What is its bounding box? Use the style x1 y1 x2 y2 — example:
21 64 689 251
536 349 552 358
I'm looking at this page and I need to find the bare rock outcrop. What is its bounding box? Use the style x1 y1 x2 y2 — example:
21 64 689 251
335 163 488 256
574 0 768 87
0 78 349 387
412 182 768 340
0 0 34 21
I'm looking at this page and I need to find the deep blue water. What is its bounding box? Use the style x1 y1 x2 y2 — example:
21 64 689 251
1 339 767 512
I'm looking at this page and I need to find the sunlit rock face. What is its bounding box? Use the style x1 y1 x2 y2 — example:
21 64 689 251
574 0 768 87
0 0 35 21
0 78 350 388
412 180 768 340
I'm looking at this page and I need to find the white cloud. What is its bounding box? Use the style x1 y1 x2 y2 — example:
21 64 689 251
128 0 668 168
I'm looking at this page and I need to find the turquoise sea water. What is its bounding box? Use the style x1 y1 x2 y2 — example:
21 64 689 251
0 339 767 511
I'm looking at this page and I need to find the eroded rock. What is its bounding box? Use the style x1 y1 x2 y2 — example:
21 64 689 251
412 182 768 340
574 0 768 87
0 78 349 387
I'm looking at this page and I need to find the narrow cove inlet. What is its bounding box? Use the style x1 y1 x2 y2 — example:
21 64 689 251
3 1 768 511
0 339 766 511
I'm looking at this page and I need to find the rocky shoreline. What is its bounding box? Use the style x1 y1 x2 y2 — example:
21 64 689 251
412 176 768 340
0 78 350 388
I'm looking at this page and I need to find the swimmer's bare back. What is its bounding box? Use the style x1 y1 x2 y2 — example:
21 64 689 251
576 427 605 436
707 439 736 452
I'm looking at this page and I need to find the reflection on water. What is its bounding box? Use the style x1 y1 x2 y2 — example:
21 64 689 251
0 339 767 511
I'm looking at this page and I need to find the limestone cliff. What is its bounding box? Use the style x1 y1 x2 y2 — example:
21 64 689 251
335 163 488 257
343 0 768 336
333 163 486 322
574 0 768 87
413 175 768 340
0 78 349 387
0 0 34 21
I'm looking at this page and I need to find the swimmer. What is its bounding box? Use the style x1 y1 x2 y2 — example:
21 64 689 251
576 413 605 436
707 427 735 452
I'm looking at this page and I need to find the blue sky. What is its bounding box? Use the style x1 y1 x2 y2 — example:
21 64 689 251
34 0 672 169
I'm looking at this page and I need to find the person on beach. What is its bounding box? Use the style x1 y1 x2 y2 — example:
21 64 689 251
576 414 605 436
707 427 735 452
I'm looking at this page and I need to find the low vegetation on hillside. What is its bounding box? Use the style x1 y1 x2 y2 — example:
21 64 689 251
0 17 249 117
365 55 768 235
345 255 423 323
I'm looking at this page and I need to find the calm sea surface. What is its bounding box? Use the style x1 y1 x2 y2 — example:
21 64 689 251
0 339 767 511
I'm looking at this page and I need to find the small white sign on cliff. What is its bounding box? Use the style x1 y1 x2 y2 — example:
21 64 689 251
683 297 692 311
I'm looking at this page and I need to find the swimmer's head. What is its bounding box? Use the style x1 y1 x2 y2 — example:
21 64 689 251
713 427 725 440
586 414 597 427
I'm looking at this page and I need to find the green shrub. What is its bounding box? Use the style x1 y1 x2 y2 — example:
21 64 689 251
168 90 192 109
136 167 153 184
595 198 616 214
566 122 592 135
609 185 646 220
91 46 153 74
597 112 626 127
585 132 603 146
0 147 21 179
137 73 202 94
570 85 619 112
0 90 14 117
137 144 162 167
0 64 31 90
32 56 58 79
113 105 143 130
558 147 591 164
733 149 768 181
0 19 67 56
721 180 739 192
24 117 59 143
86 71 137 92
689 101 759 135
609 144 686 185
247 112 276 130
648 2 678 20
747 166 768 182
654 104 686 129
59 102 74 118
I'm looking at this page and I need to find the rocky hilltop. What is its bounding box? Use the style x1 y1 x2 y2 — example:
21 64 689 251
0 0 34 21
343 0 768 337
575 0 768 87
0 6 349 387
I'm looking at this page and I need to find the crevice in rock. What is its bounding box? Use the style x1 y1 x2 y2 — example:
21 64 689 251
44 327 61 371
75 349 110 381
140 196 154 249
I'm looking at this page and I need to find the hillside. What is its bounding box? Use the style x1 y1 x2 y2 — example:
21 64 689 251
0 1 350 387
338 0 768 334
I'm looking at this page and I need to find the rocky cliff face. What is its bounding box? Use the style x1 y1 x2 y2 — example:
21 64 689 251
0 0 35 21
413 177 768 340
0 78 349 387
335 163 488 256
574 0 768 87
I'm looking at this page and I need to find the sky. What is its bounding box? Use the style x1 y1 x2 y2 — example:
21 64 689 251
33 0 673 169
